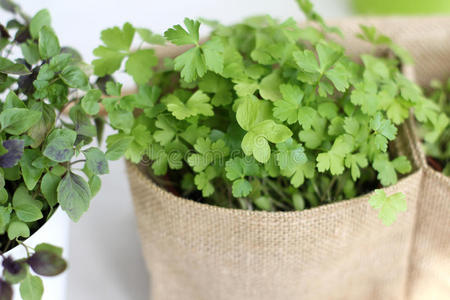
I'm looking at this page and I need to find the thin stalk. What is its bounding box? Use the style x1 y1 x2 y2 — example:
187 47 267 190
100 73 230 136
311 179 322 200
16 240 31 258
69 159 86 166
263 178 289 201
322 176 338 203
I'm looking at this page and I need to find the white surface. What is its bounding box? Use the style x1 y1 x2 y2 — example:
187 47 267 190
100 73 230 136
9 0 351 63
3 208 70 300
66 151 149 300
2 1 352 299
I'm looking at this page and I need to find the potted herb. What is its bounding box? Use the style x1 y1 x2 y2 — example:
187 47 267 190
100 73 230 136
93 0 446 299
0 3 112 299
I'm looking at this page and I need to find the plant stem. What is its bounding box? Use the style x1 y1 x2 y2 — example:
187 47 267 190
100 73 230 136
56 98 78 122
16 240 31 258
311 179 322 199
322 176 338 203
3 240 12 253
70 159 86 166
263 178 289 201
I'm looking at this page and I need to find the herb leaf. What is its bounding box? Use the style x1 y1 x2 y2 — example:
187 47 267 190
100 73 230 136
0 108 41 135
38 26 60 59
369 189 406 226
19 273 43 300
57 172 91 222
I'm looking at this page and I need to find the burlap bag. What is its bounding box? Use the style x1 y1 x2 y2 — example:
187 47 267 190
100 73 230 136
339 21 450 300
395 17 450 300
407 167 450 300
126 18 449 300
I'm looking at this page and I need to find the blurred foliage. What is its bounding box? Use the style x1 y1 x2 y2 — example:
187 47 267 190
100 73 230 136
353 0 450 15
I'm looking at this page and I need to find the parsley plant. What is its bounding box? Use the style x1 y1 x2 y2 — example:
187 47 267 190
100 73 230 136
95 1 444 226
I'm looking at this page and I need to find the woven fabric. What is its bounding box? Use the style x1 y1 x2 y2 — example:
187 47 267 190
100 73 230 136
126 121 423 300
126 17 450 300
128 161 422 300
407 169 450 300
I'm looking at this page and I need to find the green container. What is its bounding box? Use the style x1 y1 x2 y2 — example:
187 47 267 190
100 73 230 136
354 0 450 15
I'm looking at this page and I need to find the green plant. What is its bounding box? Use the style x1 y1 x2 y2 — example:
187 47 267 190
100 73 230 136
0 2 112 299
95 0 443 226
420 79 450 175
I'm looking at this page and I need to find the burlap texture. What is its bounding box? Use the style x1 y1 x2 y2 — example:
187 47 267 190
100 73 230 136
388 17 450 300
126 17 449 300
403 47 450 299
407 168 450 300
126 122 423 300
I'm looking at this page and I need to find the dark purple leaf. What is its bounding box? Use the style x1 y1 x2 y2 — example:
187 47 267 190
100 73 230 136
95 75 114 94
94 117 105 145
2 256 22 275
27 250 67 276
13 26 30 44
0 24 10 39
17 66 38 95
0 279 12 300
0 139 24 168
5 20 21 29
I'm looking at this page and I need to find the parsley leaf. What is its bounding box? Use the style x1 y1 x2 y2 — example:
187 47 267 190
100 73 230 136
273 84 304 124
194 166 217 197
163 91 213 120
317 134 354 175
165 19 224 82
100 22 135 51
164 18 200 46
187 137 229 172
369 189 406 226
125 49 158 85
373 154 411 186
237 97 292 163
225 157 259 197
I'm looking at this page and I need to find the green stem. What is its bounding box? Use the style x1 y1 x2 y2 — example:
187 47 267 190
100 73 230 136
263 177 289 201
3 240 12 253
16 240 31 258
56 98 79 122
311 179 322 199
322 176 338 203
69 159 86 166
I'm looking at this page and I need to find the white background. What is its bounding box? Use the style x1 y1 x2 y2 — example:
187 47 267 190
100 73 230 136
2 1 351 299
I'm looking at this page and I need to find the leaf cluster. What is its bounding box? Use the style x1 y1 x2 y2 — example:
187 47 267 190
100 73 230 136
0 242 67 300
0 5 113 299
93 1 443 227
